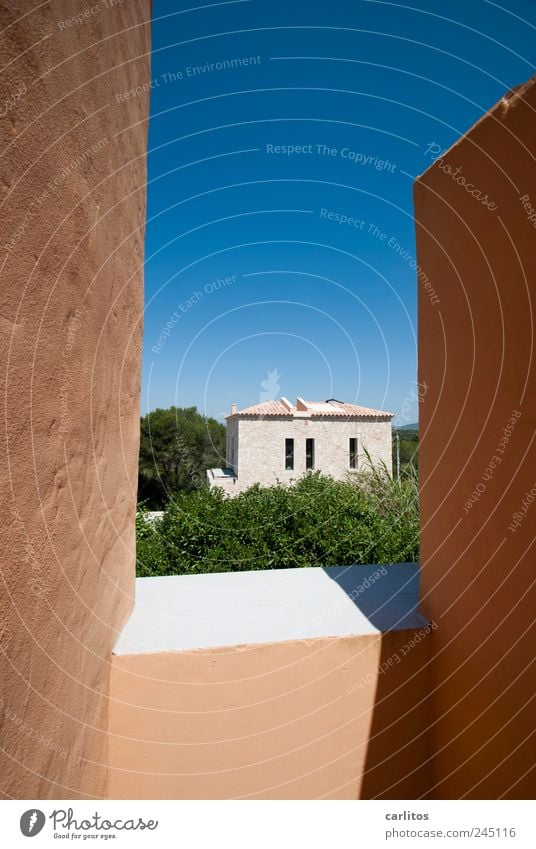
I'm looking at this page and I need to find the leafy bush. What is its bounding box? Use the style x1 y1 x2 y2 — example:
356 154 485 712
136 468 419 576
135 505 169 576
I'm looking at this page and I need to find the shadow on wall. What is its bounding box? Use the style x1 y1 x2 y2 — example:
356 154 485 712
323 565 433 798
359 628 433 798
416 74 536 800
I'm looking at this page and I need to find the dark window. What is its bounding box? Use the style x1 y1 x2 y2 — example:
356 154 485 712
285 438 294 470
306 438 315 470
349 437 358 469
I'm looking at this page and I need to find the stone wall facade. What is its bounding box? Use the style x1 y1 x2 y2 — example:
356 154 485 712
212 416 392 495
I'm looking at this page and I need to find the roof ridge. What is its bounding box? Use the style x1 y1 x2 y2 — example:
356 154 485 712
227 397 393 418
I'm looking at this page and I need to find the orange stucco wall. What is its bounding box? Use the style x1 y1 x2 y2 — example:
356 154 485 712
416 77 536 798
108 631 431 799
0 2 150 798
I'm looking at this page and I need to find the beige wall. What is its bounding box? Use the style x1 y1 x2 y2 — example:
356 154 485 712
0 1 150 798
109 628 430 799
416 76 536 799
213 416 392 495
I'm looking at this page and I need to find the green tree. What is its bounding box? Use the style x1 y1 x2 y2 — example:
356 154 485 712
136 470 420 576
393 429 419 477
138 406 226 507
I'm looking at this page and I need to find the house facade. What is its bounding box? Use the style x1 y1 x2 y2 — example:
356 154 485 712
207 397 393 495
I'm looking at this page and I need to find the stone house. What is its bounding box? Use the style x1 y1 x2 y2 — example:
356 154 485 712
207 397 393 495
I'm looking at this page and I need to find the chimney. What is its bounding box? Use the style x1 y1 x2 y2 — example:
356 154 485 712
231 403 237 415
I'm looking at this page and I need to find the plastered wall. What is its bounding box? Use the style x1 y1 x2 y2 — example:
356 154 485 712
0 1 150 798
109 630 431 800
416 76 536 799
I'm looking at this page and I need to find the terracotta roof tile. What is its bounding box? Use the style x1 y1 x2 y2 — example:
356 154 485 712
227 398 393 419
302 400 393 418
231 400 293 416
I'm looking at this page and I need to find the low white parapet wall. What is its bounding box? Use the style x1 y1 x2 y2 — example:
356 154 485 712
109 564 433 799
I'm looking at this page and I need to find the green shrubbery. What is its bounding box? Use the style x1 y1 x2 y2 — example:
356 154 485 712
136 467 419 576
392 427 419 477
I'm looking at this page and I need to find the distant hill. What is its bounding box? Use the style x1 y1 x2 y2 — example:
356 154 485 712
395 422 418 431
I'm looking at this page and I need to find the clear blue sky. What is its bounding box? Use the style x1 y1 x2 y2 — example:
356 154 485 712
142 0 536 424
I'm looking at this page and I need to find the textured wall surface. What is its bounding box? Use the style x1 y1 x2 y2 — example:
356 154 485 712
213 416 392 494
416 76 536 799
109 629 430 799
0 1 150 798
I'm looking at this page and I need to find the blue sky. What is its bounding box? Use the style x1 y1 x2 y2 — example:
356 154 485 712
142 0 536 423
